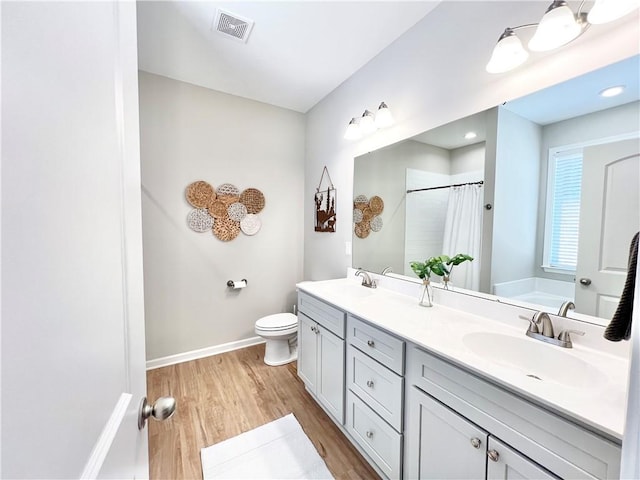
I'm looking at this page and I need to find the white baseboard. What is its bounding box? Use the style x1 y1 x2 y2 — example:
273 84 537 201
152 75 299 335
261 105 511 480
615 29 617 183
146 336 265 370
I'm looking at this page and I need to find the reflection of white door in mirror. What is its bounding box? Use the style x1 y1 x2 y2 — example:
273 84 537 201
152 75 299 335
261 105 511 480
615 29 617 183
575 139 640 317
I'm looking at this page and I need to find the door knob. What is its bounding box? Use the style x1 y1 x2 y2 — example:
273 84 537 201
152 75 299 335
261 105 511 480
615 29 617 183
470 437 482 449
579 278 592 286
367 339 375 347
138 396 177 430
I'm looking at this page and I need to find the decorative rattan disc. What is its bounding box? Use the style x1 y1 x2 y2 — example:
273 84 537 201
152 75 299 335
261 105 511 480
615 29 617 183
217 183 240 196
227 202 248 221
354 194 369 210
354 222 371 239
361 207 374 222
187 208 214 233
213 217 240 242
240 188 265 214
369 196 384 215
353 208 364 223
218 194 240 206
370 215 383 232
240 214 262 235
186 181 215 208
208 200 228 219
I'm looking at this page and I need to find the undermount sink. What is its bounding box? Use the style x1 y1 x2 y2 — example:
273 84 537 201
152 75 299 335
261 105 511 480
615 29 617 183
462 331 605 389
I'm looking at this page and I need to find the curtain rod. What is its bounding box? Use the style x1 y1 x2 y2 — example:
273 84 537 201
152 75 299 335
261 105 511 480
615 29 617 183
406 180 484 194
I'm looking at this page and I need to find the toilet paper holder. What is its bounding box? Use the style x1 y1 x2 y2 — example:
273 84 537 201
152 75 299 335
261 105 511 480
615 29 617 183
227 279 248 288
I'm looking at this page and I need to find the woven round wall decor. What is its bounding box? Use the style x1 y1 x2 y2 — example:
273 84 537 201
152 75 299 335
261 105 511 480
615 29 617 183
353 208 364 224
370 215 383 232
354 222 371 239
217 183 240 196
240 188 265 214
227 202 248 221
213 217 240 242
208 200 228 219
186 181 216 208
240 214 262 235
218 194 241 206
187 208 214 232
354 194 369 210
369 196 384 215
361 207 374 223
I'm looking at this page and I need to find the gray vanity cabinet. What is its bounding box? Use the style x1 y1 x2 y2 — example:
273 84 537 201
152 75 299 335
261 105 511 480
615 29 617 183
405 345 620 480
297 291 346 424
406 385 558 480
345 315 405 479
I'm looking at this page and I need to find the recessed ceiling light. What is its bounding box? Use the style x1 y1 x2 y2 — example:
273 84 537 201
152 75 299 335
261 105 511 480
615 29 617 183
599 85 625 98
464 131 477 140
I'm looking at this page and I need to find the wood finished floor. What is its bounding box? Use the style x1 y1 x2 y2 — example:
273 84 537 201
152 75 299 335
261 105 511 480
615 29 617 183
147 344 380 480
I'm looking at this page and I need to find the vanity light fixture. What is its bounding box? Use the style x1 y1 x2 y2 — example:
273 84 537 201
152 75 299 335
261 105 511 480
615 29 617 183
486 0 639 73
464 131 478 140
599 85 626 97
344 102 395 140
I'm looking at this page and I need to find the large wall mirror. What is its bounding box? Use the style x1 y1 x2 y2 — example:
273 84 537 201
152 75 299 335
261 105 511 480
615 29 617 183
353 55 639 323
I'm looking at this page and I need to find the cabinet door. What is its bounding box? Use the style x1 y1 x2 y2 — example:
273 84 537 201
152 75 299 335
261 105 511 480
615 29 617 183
487 437 559 480
297 313 318 391
317 325 345 424
406 387 488 479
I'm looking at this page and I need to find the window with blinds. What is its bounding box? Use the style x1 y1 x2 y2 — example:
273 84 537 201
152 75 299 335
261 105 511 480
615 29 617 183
543 149 583 273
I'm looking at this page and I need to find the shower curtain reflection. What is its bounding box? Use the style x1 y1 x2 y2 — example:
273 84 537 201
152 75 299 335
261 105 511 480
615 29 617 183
442 184 484 290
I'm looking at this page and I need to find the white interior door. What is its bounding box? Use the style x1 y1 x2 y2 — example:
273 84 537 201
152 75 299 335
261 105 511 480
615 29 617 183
2 2 149 478
575 138 640 318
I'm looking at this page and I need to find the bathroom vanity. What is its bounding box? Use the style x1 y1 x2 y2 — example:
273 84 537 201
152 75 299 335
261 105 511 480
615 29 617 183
296 276 628 480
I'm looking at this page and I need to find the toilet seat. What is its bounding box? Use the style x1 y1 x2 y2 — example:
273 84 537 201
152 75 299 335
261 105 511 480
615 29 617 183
255 313 297 332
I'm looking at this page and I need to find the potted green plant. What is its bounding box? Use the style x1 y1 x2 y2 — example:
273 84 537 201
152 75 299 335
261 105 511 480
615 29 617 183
441 253 474 289
410 258 445 307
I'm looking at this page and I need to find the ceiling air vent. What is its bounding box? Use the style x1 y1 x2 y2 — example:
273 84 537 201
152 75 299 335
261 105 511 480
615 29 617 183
212 9 254 43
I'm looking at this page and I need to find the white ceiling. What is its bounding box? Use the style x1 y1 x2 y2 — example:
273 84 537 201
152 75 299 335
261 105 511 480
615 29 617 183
136 1 440 113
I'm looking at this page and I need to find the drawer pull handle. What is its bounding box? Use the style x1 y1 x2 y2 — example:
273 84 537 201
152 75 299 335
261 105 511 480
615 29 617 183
365 430 374 439
367 340 375 347
487 450 499 462
366 380 375 388
470 438 481 449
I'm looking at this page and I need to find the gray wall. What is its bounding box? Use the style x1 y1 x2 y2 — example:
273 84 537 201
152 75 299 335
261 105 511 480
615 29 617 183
139 72 305 361
303 1 638 282
489 107 542 288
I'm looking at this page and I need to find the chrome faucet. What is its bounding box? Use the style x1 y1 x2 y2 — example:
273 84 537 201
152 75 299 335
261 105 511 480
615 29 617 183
355 269 377 288
557 301 575 317
521 311 584 348
381 266 393 275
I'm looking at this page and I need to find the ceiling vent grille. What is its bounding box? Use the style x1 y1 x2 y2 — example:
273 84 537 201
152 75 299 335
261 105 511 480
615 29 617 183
212 9 254 43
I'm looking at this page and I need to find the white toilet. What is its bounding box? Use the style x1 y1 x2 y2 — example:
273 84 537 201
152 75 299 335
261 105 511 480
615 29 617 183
255 313 298 366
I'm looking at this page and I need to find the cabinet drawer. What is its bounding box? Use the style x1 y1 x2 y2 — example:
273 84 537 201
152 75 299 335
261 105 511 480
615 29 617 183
298 291 345 339
407 346 620 480
347 345 403 432
346 390 402 480
347 315 404 374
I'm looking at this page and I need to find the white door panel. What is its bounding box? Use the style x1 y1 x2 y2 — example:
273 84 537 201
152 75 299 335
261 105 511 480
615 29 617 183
576 139 640 316
2 2 148 478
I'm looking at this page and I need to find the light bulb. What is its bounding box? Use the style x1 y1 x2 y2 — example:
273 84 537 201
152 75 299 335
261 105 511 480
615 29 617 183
359 110 377 135
528 1 582 52
374 102 395 128
344 118 362 140
486 29 529 73
588 0 639 24
599 85 625 97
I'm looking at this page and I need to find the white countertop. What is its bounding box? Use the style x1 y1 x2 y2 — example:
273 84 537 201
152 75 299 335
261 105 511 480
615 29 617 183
297 277 630 442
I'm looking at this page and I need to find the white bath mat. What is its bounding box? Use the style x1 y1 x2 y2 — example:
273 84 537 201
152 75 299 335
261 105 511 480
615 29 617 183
200 413 334 479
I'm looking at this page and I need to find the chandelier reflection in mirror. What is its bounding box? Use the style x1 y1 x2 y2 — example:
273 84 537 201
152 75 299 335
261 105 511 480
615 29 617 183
486 0 639 74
